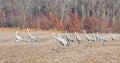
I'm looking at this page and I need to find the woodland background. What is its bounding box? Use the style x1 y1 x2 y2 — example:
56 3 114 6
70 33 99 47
0 0 120 32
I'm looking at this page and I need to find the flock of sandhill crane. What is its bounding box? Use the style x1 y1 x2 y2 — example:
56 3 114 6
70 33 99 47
15 29 116 46
15 28 39 44
52 30 116 46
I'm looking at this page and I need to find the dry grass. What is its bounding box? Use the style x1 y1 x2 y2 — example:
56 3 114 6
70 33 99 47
0 31 120 63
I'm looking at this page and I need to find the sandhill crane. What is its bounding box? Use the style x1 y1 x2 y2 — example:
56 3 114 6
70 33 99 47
52 32 68 46
95 32 102 41
15 31 23 44
82 30 93 42
66 31 73 42
23 36 31 42
110 33 116 41
52 32 61 42
26 28 38 42
96 32 107 42
92 33 97 43
74 32 82 43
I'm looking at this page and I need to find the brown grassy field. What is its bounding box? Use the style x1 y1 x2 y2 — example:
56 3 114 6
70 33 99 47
0 30 120 63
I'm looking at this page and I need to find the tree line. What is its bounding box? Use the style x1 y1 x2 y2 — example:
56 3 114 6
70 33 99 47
0 0 120 32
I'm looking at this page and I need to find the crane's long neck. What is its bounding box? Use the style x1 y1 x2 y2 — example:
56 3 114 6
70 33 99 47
75 32 77 36
97 32 100 37
83 30 86 34
52 33 56 38
15 32 18 36
66 31 68 36
83 31 90 39
83 31 88 36
27 29 30 35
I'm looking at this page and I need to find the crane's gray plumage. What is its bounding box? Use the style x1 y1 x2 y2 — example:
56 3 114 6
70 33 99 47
110 33 116 41
26 28 38 42
92 33 97 43
15 31 23 44
52 32 68 46
74 32 82 43
96 32 107 42
66 31 73 42
82 30 94 42
52 32 61 42
95 32 102 41
23 36 31 42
